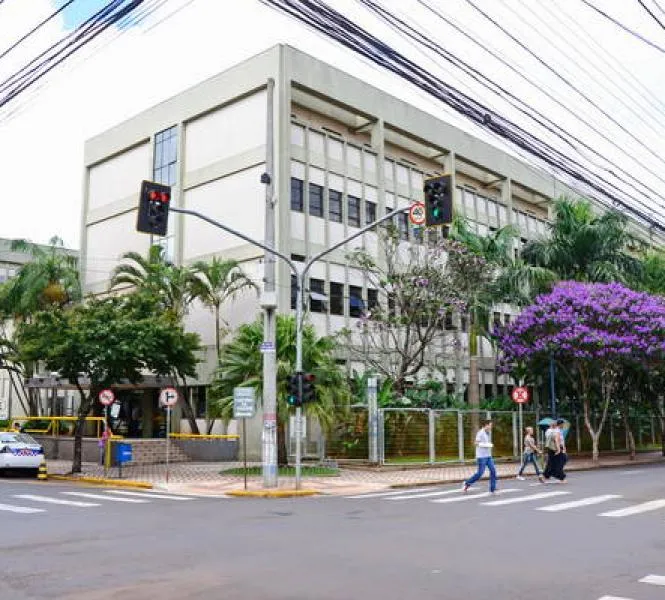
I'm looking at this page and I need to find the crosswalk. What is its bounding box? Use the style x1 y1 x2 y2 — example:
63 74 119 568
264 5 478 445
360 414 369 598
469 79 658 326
598 573 665 599
345 484 665 520
0 489 200 515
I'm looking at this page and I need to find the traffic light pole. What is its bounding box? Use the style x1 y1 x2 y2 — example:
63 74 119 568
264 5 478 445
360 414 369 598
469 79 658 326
168 205 408 490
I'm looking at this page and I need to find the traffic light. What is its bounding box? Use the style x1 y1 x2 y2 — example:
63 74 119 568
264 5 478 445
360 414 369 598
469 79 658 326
287 373 302 407
423 175 453 227
137 180 171 236
302 372 316 404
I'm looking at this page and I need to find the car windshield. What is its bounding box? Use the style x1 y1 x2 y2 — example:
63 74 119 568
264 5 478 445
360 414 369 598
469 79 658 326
0 433 38 445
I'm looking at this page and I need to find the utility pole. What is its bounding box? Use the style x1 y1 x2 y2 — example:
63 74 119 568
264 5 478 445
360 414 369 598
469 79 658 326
261 79 278 488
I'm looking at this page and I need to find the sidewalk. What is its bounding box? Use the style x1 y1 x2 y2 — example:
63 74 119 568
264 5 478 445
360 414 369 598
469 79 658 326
46 451 665 497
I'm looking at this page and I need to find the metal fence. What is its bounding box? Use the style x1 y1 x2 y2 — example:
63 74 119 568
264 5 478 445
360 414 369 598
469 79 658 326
324 408 663 465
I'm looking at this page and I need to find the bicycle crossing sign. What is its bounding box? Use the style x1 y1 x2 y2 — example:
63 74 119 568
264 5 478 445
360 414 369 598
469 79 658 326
409 202 426 226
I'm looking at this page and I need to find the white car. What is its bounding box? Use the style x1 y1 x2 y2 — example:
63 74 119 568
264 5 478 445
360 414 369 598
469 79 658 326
0 432 45 475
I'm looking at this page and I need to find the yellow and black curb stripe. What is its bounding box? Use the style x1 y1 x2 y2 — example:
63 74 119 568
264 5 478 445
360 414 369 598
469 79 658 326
48 475 153 489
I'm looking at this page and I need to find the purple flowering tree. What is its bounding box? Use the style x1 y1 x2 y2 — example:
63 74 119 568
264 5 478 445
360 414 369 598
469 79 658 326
343 228 492 394
497 281 665 461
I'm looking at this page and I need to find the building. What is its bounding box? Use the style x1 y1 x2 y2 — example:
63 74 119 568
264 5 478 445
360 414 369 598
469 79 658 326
79 45 658 440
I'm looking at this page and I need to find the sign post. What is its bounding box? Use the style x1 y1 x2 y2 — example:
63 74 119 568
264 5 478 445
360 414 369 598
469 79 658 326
159 387 179 487
98 389 115 477
512 386 530 458
367 377 378 464
234 387 256 491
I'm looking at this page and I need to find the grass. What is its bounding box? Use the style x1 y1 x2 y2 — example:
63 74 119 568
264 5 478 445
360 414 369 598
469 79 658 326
220 465 340 477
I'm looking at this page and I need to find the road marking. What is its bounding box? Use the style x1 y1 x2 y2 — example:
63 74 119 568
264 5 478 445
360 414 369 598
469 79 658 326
62 492 149 503
599 499 665 518
431 489 520 504
0 503 45 514
619 470 644 475
482 491 570 506
13 494 100 507
388 488 480 501
105 490 193 501
639 574 665 586
537 494 622 512
345 488 436 499
597 596 633 599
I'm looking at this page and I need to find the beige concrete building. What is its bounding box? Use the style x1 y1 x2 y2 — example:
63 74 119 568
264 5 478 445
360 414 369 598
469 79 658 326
79 45 658 440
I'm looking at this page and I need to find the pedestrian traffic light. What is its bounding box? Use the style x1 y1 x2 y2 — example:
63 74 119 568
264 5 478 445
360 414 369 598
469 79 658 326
287 373 302 407
302 372 316 404
423 175 453 227
137 180 171 236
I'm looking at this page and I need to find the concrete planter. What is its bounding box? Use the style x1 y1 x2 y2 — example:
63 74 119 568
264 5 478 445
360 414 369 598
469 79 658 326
34 436 101 463
176 439 239 461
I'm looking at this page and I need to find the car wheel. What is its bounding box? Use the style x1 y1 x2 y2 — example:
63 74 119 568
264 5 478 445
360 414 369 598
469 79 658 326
31 468 40 478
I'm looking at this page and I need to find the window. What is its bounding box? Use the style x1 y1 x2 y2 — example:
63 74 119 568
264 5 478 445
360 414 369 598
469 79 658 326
367 289 379 311
329 189 343 222
291 124 305 146
348 145 362 168
398 212 409 240
291 178 304 212
445 311 455 330
504 313 511 324
309 130 325 155
309 278 326 313
330 282 344 315
291 274 297 310
365 200 376 225
291 254 305 262
153 126 178 185
348 195 361 227
328 138 343 162
349 285 364 317
0 268 7 283
384 159 394 180
364 151 377 173
309 183 323 217
493 311 502 328
191 386 207 418
461 315 468 332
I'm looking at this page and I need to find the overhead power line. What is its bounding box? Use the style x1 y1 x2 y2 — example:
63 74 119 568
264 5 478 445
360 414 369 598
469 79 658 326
580 0 665 54
638 0 665 30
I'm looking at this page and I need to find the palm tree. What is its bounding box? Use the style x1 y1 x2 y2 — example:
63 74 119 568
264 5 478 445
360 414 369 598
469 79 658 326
522 197 643 284
634 250 665 295
191 257 257 359
450 217 553 408
0 236 81 320
109 245 199 320
209 315 350 466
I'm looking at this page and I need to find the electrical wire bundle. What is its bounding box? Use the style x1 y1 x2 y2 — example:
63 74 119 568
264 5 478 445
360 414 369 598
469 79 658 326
261 0 665 234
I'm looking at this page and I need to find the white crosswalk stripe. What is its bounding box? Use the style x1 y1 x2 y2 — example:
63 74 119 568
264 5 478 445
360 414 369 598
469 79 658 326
599 499 665 518
387 488 474 501
639 574 665 586
0 503 45 514
13 494 100 507
537 495 622 512
62 492 150 503
482 491 570 506
431 489 520 504
105 490 194 501
597 596 633 599
345 488 435 499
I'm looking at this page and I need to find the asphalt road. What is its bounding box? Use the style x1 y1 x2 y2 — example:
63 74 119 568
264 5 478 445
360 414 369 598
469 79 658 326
0 464 664 600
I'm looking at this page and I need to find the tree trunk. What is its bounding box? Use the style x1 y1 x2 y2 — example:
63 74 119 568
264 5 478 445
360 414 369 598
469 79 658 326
623 410 636 460
467 315 480 409
171 371 199 435
583 399 600 464
278 418 288 467
72 385 93 474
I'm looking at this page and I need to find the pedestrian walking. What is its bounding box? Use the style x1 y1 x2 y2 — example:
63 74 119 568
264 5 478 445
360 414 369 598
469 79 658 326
516 426 544 482
555 418 568 482
543 420 566 483
463 420 497 494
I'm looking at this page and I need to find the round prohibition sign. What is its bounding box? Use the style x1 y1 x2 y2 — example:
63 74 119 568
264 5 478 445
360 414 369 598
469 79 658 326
409 202 426 226
511 386 529 404
98 389 115 406
159 386 179 408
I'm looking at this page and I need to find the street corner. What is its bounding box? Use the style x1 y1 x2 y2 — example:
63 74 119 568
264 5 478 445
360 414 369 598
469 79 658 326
47 474 153 490
226 488 320 498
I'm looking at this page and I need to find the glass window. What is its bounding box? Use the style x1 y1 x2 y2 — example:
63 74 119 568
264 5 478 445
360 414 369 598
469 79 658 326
309 278 325 313
290 254 306 262
348 195 361 227
364 151 377 173
290 178 304 212
291 274 297 310
384 159 394 181
0 268 7 283
497 204 507 226
156 236 175 263
349 285 363 317
328 138 343 162
309 130 325 155
412 171 424 194
504 313 511 324
309 183 323 218
367 289 379 311
365 200 377 225
396 164 409 185
330 282 344 316
329 189 343 223
398 212 409 240
348 145 362 168
476 195 488 219
463 189 476 219
291 124 305 146
153 126 178 186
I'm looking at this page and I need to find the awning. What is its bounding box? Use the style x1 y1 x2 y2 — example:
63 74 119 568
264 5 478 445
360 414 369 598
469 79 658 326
310 292 328 302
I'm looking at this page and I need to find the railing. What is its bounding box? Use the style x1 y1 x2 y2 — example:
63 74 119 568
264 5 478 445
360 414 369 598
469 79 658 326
5 416 121 439
168 433 240 440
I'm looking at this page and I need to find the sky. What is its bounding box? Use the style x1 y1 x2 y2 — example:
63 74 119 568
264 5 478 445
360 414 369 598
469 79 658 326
0 0 664 249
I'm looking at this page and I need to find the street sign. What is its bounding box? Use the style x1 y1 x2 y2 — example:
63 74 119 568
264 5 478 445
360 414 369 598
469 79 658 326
260 341 275 354
408 202 426 226
159 387 179 408
98 389 115 406
512 386 529 404
233 387 256 419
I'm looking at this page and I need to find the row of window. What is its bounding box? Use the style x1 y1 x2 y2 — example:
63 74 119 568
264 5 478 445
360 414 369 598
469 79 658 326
291 275 379 317
291 178 411 239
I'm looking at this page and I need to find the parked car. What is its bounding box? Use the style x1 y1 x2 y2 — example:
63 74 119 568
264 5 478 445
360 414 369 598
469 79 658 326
0 432 45 476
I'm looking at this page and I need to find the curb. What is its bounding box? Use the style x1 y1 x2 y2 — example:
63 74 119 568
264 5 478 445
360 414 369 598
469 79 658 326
226 489 319 498
388 458 665 489
48 475 153 489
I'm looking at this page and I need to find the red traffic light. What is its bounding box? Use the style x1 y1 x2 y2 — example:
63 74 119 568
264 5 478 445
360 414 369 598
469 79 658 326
149 190 159 201
303 373 315 383
160 192 169 203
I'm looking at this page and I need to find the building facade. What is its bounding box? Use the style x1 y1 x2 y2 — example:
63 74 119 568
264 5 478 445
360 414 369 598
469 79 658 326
80 45 657 437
